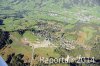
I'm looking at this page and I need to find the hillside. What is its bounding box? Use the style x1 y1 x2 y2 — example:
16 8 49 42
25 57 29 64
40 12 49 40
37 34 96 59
0 0 100 66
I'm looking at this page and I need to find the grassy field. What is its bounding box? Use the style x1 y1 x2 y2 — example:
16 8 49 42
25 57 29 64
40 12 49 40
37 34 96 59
0 0 100 66
35 48 60 58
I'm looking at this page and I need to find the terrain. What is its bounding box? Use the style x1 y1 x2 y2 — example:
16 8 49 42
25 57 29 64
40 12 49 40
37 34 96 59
0 0 100 66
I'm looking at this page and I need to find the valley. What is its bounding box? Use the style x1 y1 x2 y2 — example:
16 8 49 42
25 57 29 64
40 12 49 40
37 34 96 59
0 0 100 66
